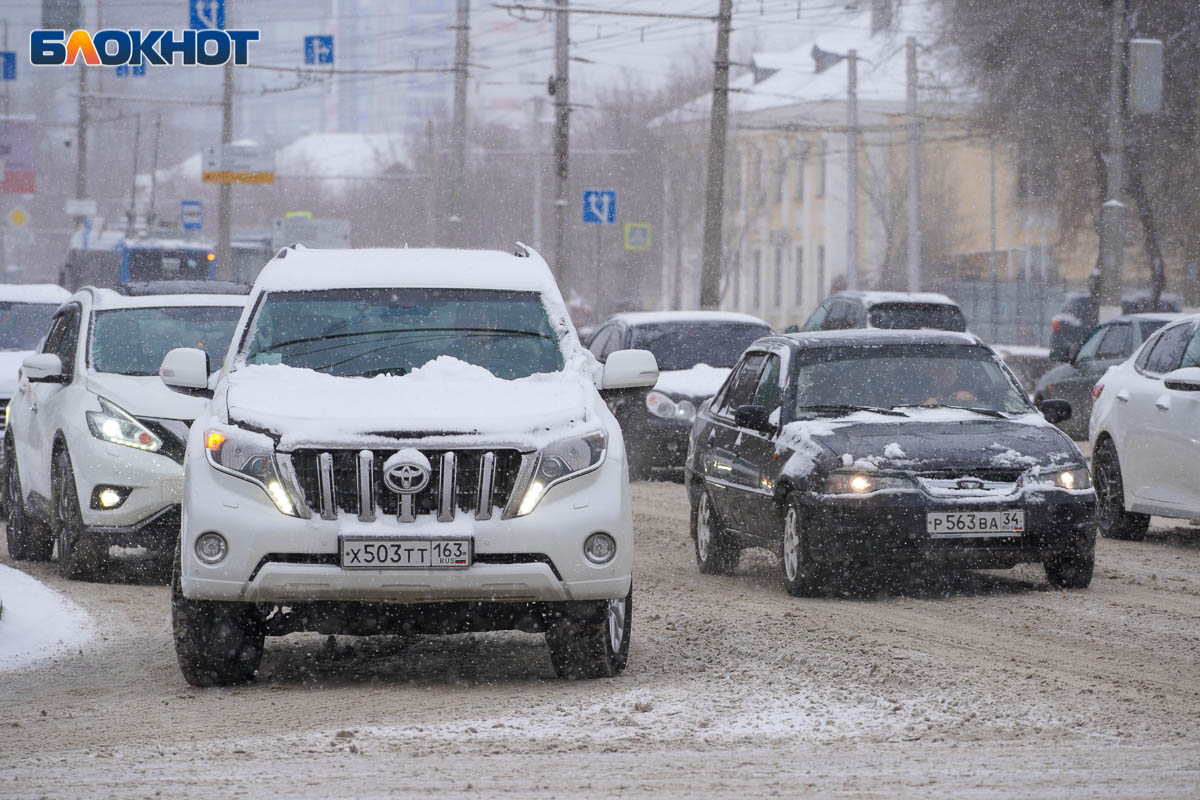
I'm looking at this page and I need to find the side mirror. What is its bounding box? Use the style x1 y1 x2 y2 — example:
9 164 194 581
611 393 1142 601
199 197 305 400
160 347 211 397
1163 367 1200 392
1036 398 1072 425
601 349 659 391
1049 340 1073 363
22 353 67 383
734 404 774 433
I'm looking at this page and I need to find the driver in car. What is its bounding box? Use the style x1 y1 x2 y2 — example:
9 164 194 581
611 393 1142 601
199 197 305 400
923 360 977 406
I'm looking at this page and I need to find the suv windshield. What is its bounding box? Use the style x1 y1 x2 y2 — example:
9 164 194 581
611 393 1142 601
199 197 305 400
0 302 60 350
92 306 242 375
867 303 967 332
630 322 771 371
243 288 564 379
794 344 1031 417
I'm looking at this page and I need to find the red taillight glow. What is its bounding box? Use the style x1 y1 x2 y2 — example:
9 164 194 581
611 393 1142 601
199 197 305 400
1091 383 1104 400
1052 319 1062 332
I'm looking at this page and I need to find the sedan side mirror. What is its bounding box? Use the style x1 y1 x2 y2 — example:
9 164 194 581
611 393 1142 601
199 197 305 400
22 353 67 383
160 347 211 397
1036 398 1072 425
601 349 659 391
734 404 774 433
1163 366 1200 392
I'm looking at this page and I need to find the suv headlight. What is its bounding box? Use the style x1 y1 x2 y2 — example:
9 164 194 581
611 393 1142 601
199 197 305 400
204 424 302 516
515 430 607 516
826 472 913 495
1033 466 1091 491
86 397 162 452
645 391 697 424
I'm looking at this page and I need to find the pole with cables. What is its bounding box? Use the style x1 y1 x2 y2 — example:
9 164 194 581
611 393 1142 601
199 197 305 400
846 49 859 291
449 0 469 246
552 0 571 288
698 0 734 309
905 36 920 293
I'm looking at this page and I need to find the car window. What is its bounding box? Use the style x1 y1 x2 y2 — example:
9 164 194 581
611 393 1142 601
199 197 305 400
587 326 613 359
750 353 782 414
629 321 771 370
1095 323 1131 360
801 302 829 332
599 326 625 361
824 301 852 330
868 303 967 332
1073 326 1106 363
1137 318 1170 342
0 302 60 351
92 305 242 376
1144 323 1194 374
42 305 79 378
1135 330 1160 372
1180 327 1200 370
715 352 766 416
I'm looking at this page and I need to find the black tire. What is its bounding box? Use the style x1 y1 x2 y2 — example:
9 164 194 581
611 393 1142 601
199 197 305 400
1044 534 1096 589
691 489 740 575
5 435 52 562
171 539 264 687
53 448 96 580
1093 439 1149 541
780 492 830 597
545 585 631 679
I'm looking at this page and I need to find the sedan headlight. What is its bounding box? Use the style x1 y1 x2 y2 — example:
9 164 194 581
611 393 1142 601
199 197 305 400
826 472 913 495
204 424 302 516
645 391 697 424
516 430 607 516
1035 466 1091 491
86 397 162 452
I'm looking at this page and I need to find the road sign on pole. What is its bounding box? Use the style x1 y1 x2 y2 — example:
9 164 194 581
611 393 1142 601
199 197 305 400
0 53 15 81
304 35 334 65
181 200 203 231
582 189 617 224
6 208 30 228
189 0 225 30
624 222 652 251
202 144 275 184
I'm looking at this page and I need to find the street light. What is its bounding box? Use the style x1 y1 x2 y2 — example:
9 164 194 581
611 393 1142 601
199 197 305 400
812 45 860 291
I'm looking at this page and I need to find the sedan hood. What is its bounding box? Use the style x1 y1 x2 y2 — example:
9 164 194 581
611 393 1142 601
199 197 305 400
0 350 33 397
86 373 209 421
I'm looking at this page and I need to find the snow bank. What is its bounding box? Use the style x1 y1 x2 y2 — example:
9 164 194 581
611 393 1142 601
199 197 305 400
654 364 731 398
0 565 94 672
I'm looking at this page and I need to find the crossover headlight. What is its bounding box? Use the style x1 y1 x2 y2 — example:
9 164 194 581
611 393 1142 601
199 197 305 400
645 391 697 424
1034 466 1091 491
204 424 301 516
86 397 162 452
826 472 913 495
516 430 608 516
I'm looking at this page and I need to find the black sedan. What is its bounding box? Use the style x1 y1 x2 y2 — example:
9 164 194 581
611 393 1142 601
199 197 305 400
588 311 772 479
685 330 1096 594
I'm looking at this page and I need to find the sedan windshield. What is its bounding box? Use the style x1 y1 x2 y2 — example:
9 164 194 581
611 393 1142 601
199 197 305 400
243 288 564 379
794 344 1031 417
630 322 771 370
91 306 242 375
867 303 967 332
0 302 60 350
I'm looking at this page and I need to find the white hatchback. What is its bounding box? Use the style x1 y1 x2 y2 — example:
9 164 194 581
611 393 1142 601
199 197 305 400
1090 313 1200 539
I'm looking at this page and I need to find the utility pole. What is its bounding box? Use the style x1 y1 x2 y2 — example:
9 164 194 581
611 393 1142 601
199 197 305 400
846 49 859 291
216 56 234 280
427 120 438 245
552 0 570 288
448 0 469 246
74 64 88 223
1186 42 1200 305
126 114 141 236
905 36 920 293
698 0 734 309
531 96 545 251
989 134 999 339
147 115 162 229
1098 0 1126 312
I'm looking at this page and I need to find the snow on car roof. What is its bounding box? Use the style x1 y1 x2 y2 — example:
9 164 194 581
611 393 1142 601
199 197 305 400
608 310 771 327
785 329 980 347
0 284 71 305
835 290 960 308
83 287 249 310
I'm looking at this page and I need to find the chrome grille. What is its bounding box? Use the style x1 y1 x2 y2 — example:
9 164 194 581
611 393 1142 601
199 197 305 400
289 448 528 522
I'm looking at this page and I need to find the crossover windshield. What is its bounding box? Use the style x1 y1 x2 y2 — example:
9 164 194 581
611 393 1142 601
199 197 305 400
243 288 564 379
867 303 967 332
0 302 60 350
794 344 1031 417
630 322 771 370
91 306 242 376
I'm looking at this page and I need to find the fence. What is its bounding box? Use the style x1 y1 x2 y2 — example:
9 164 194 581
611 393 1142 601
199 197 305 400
950 280 1067 347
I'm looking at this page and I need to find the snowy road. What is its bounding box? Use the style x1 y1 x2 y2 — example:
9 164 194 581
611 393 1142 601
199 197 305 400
1 482 1199 798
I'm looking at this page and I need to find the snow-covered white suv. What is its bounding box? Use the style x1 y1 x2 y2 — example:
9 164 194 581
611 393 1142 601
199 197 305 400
164 245 658 686
4 284 247 577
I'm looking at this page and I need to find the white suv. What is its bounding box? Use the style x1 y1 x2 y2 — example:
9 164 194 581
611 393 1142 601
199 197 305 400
1090 314 1200 540
163 245 658 686
0 284 71 453
4 284 247 577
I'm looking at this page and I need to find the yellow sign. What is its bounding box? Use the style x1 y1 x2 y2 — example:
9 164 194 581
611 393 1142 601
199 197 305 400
285 210 313 219
201 170 275 184
7 207 29 227
624 222 652 251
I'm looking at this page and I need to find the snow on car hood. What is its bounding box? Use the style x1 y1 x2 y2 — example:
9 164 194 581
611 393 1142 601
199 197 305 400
0 350 34 397
653 364 731 399
223 356 600 450
86 373 210 421
777 407 1079 476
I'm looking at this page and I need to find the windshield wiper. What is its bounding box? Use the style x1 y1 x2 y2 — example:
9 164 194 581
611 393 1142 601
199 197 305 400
795 404 908 417
258 326 553 354
898 404 1009 419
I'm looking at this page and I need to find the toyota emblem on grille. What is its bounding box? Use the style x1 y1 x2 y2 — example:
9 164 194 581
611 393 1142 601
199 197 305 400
382 449 431 494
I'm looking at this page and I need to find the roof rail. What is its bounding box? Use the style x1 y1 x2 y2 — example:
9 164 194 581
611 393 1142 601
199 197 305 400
514 241 531 258
114 280 253 296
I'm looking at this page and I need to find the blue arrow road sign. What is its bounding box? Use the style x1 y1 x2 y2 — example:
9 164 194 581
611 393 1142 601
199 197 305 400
0 53 15 81
582 189 617 224
189 0 225 31
114 63 147 77
304 35 334 65
181 200 203 232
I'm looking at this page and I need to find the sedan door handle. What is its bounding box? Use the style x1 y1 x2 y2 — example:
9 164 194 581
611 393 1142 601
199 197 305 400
1155 394 1170 411
1116 389 1130 403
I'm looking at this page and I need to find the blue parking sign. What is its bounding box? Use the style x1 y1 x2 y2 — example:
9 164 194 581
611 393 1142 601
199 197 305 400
1 52 15 81
189 0 225 30
582 189 617 224
304 35 334 65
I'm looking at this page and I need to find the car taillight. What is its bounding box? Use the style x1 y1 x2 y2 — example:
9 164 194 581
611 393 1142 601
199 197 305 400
1052 319 1062 332
1091 383 1104 400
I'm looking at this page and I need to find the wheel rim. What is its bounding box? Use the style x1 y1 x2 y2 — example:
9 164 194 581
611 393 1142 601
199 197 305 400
1095 448 1121 528
56 460 77 565
6 455 19 532
783 507 800 581
696 493 713 561
606 596 627 654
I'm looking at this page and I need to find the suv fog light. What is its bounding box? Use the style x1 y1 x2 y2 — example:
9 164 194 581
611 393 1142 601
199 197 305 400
91 485 131 510
195 532 228 565
584 532 617 564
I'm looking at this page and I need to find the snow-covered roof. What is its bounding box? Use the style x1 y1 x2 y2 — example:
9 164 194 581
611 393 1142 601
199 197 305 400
84 288 248 311
0 284 71 305
839 291 960 309
609 310 771 328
